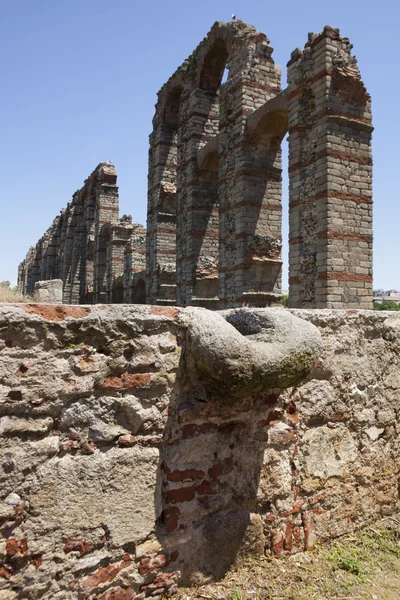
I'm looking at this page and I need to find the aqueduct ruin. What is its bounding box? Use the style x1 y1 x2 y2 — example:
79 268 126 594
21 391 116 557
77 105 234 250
18 20 373 309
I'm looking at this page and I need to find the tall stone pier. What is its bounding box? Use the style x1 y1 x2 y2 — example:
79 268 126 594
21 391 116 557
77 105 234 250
287 26 373 308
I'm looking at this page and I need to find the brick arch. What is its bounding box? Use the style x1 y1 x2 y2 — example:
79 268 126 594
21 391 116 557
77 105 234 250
195 20 262 89
247 94 288 144
162 85 183 127
197 38 229 91
112 276 124 304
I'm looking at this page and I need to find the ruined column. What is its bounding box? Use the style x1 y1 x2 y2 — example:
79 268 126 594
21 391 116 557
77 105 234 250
214 26 283 308
93 163 120 303
287 26 373 308
146 91 180 306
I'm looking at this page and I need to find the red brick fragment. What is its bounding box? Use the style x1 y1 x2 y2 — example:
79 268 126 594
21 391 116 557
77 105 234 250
280 498 305 517
284 519 294 551
293 526 301 549
6 538 28 557
195 481 216 496
180 422 218 439
167 468 205 482
101 373 151 390
138 553 168 575
271 528 284 556
81 440 96 454
64 536 92 555
0 566 12 580
208 457 233 478
96 587 134 600
81 560 131 590
22 304 91 322
32 554 43 568
163 506 180 532
68 428 81 441
118 435 138 447
331 412 345 422
150 306 179 319
166 486 196 504
302 511 316 551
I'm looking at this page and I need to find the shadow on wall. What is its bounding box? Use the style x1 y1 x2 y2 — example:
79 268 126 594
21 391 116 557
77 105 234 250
153 308 322 585
157 387 275 584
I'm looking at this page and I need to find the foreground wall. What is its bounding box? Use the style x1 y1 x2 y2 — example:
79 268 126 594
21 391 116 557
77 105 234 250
1 305 399 599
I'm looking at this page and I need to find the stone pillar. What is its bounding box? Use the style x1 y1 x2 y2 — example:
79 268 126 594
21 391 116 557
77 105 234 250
287 26 373 308
217 34 283 308
146 92 180 306
176 86 220 308
124 224 146 303
93 164 120 303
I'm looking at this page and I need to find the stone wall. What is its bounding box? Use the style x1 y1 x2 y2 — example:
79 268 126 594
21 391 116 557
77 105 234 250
18 164 146 306
1 304 399 598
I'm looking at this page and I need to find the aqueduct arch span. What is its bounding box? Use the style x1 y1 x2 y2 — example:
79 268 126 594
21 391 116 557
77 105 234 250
19 21 372 310
147 20 372 309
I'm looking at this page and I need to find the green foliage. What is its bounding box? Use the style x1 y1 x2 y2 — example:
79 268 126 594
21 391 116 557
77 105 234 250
324 526 400 582
373 300 400 311
281 294 289 308
230 589 244 600
0 280 11 289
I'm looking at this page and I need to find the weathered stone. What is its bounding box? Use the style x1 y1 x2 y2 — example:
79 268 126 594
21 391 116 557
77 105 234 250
33 279 63 304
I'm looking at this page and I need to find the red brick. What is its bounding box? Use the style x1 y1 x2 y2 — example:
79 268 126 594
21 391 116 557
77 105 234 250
284 519 294 552
0 566 12 580
271 528 284 556
138 554 168 575
6 538 27 557
150 306 179 319
165 486 196 504
180 423 218 439
195 481 216 496
81 560 131 590
302 512 316 551
64 536 92 555
100 373 151 390
22 304 91 321
208 457 233 478
96 588 134 600
163 507 180 532
167 468 205 482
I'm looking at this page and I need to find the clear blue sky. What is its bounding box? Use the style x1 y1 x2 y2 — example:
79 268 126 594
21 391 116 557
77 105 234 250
1 0 398 290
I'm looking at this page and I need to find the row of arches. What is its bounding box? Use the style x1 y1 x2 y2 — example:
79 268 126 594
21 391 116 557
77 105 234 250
147 21 286 308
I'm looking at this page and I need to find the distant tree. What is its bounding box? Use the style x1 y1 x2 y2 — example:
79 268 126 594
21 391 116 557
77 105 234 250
0 281 11 289
281 294 289 308
373 300 400 311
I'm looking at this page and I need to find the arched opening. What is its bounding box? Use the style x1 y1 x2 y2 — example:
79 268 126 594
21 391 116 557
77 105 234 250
132 279 146 304
163 87 182 128
112 277 124 304
199 39 229 92
94 225 111 302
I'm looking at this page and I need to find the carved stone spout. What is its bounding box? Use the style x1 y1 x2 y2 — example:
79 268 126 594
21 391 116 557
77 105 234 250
185 308 323 399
